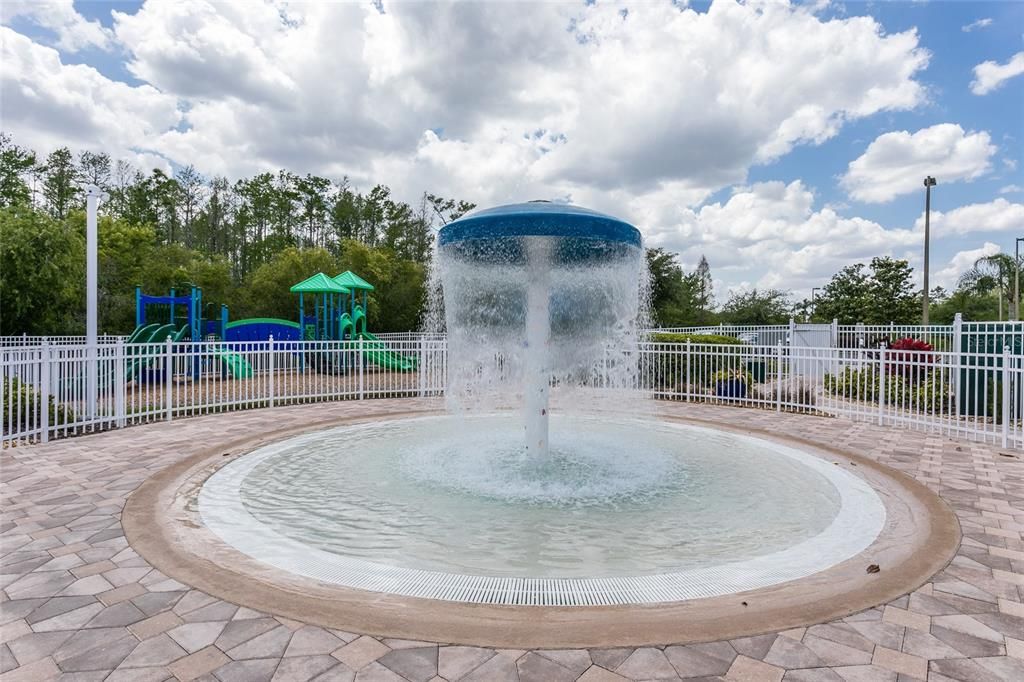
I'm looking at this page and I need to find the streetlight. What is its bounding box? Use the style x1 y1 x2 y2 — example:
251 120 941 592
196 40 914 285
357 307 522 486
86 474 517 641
1016 237 1024 321
922 176 937 326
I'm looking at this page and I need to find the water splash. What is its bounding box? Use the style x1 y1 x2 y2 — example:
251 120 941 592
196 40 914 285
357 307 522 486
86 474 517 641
433 203 647 456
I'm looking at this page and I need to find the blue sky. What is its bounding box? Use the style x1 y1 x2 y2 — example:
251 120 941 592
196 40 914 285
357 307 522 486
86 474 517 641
2 0 1022 298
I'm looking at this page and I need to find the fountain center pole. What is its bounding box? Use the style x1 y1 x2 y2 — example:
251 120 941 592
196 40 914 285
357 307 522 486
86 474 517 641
524 237 551 458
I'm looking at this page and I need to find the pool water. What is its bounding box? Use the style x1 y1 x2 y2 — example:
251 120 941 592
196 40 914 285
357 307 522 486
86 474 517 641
200 415 885 588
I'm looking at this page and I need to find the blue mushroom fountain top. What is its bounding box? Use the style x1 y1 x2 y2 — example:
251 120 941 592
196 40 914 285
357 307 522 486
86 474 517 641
438 201 641 265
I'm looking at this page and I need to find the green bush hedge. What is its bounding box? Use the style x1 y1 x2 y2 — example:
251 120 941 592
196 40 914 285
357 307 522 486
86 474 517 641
641 335 764 391
648 333 746 345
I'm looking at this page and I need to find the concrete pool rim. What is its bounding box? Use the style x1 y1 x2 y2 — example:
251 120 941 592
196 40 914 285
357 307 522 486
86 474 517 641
123 405 961 649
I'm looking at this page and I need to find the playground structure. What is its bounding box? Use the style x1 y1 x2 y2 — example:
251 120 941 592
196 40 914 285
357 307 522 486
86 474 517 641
123 271 416 384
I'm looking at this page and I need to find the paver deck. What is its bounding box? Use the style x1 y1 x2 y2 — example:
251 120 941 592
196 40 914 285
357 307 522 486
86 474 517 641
2 399 1023 681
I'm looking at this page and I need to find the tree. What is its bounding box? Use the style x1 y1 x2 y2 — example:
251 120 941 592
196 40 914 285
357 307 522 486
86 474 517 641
296 174 332 249
0 133 477 334
240 247 339 320
866 256 917 324
959 253 1017 321
815 257 917 324
0 133 36 207
78 151 111 190
41 147 80 219
695 255 712 323
720 288 792 325
645 248 702 327
0 205 84 334
425 193 475 225
175 165 204 248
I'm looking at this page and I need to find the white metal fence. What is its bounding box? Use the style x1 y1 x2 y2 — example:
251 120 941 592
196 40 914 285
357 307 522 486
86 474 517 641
2 338 447 446
4 337 1023 450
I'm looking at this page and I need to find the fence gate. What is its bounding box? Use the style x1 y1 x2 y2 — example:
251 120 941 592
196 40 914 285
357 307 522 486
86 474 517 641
790 323 836 377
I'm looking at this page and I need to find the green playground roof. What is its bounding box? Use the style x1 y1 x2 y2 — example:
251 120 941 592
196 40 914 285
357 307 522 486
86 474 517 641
333 271 375 291
289 272 350 294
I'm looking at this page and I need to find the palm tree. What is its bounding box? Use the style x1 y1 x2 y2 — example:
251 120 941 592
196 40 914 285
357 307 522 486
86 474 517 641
959 253 1017 320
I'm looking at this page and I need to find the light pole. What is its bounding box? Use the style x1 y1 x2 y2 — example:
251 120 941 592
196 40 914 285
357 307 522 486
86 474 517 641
85 185 109 418
811 287 821 322
922 176 937 325
1015 236 1024 321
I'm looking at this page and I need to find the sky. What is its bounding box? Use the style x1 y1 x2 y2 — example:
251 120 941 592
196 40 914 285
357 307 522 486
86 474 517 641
2 0 1023 301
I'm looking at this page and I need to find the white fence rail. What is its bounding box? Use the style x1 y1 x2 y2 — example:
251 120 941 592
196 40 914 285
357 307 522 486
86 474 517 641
4 338 1023 450
0 334 126 347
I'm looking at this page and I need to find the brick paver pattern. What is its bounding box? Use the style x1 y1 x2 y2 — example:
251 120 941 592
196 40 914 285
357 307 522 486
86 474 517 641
2 399 1023 681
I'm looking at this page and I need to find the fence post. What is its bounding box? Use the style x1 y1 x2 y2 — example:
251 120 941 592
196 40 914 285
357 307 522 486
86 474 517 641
358 337 364 400
831 318 839 348
953 312 963 413
788 318 796 351
268 335 275 409
856 321 865 348
165 336 173 422
40 343 50 443
775 341 783 413
878 344 886 426
685 339 691 401
418 337 426 397
1002 345 1010 448
114 338 126 427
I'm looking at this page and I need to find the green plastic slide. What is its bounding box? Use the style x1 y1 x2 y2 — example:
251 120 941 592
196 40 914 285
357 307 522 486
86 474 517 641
213 348 253 379
357 331 418 371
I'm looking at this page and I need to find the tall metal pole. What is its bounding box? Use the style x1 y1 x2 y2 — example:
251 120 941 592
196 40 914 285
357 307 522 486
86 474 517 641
84 185 108 418
808 287 820 322
922 176 936 325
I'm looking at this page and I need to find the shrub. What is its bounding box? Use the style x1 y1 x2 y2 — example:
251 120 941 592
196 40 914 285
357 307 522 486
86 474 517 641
2 376 75 432
888 337 934 381
752 377 816 408
642 334 753 390
823 365 951 414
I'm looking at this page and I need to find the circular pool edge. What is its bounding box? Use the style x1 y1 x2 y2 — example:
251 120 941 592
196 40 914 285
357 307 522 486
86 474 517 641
123 406 961 649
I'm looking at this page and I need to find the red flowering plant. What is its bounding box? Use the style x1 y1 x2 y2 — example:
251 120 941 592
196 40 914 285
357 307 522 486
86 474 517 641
887 337 934 380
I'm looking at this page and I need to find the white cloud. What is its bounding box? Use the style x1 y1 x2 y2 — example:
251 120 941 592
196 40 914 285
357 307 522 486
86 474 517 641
1001 184 1024 194
641 183 1024 296
841 124 996 203
0 0 929 208
643 180 920 294
971 52 1024 95
914 198 1024 237
0 27 181 157
934 242 1000 290
0 0 112 52
961 18 993 33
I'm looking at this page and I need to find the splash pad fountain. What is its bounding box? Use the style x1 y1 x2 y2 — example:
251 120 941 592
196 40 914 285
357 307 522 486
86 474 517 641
127 202 960 647
435 201 647 458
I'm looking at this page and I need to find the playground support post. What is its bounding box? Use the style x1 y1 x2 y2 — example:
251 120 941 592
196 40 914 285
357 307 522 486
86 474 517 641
85 185 108 419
